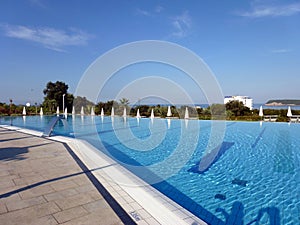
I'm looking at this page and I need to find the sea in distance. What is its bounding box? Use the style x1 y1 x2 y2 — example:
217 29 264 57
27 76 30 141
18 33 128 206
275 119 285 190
132 103 300 110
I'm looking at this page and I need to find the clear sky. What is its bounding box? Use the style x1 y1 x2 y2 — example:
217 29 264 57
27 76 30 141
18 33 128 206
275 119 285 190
1 0 299 105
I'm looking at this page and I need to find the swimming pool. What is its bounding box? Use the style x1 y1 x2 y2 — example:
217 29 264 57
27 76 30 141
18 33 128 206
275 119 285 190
1 115 299 224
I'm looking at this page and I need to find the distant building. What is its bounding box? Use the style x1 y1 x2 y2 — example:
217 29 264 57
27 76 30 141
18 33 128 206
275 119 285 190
224 96 253 110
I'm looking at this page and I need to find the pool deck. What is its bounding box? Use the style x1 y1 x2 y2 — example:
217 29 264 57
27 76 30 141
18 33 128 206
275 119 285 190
0 125 207 225
0 127 128 225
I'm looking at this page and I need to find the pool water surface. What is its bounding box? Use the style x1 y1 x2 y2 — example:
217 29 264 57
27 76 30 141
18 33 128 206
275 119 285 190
1 115 299 224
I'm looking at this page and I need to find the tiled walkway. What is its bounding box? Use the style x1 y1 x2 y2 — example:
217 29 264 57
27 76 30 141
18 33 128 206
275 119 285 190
0 127 132 225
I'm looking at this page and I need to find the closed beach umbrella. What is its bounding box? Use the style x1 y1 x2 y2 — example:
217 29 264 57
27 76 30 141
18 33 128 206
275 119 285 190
40 107 43 116
80 106 84 116
259 106 263 117
101 108 104 116
56 106 59 115
72 106 75 115
91 107 95 116
123 107 127 117
150 109 154 119
167 106 172 117
184 107 189 119
64 107 68 116
287 106 292 117
22 107 26 116
136 109 141 118
111 107 114 117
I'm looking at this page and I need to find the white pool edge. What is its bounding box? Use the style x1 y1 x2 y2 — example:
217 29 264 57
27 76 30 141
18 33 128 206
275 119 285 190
0 125 207 225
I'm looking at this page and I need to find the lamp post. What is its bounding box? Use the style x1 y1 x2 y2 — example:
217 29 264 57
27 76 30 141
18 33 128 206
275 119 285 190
9 99 12 115
9 99 12 125
63 94 66 112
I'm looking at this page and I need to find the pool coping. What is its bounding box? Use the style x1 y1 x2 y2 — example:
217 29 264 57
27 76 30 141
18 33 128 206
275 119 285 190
0 124 207 225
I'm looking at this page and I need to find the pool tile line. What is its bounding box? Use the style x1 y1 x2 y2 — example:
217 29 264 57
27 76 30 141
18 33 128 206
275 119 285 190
0 125 207 225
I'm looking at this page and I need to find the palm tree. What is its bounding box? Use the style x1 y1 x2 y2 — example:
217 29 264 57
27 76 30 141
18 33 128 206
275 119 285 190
119 98 129 107
119 98 130 116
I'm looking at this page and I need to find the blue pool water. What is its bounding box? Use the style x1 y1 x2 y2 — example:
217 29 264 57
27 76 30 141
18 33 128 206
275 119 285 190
1 115 299 225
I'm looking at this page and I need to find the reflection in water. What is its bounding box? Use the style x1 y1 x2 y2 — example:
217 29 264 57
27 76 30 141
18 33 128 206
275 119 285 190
255 207 280 225
274 130 294 174
216 202 281 225
185 119 188 129
216 201 244 225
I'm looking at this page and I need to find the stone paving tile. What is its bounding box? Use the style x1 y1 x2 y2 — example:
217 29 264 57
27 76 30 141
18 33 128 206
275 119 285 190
7 165 33 174
40 169 74 180
30 215 58 225
50 179 79 192
54 192 95 210
43 188 79 202
4 174 20 183
71 176 90 186
82 199 111 213
31 202 61 217
13 175 45 186
0 192 21 204
0 202 8 214
0 212 59 225
53 205 89 223
0 179 15 189
86 189 103 201
19 184 55 200
74 183 95 193
60 208 123 225
0 170 10 177
6 195 46 211
0 202 61 225
17 170 41 178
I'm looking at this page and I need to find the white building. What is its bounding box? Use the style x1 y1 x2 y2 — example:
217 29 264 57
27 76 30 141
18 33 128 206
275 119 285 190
224 96 253 110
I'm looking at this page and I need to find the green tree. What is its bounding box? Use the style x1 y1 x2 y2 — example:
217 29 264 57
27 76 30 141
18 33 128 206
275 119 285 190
118 98 130 115
178 105 198 118
73 96 94 114
43 99 56 113
210 104 226 119
131 105 150 117
225 100 250 117
42 81 74 113
95 100 122 116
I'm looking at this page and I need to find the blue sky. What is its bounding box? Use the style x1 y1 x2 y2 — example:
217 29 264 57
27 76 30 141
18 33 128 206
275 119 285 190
0 0 300 105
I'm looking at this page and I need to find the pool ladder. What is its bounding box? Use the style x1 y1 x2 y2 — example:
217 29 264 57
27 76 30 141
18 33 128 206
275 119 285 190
42 115 67 137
